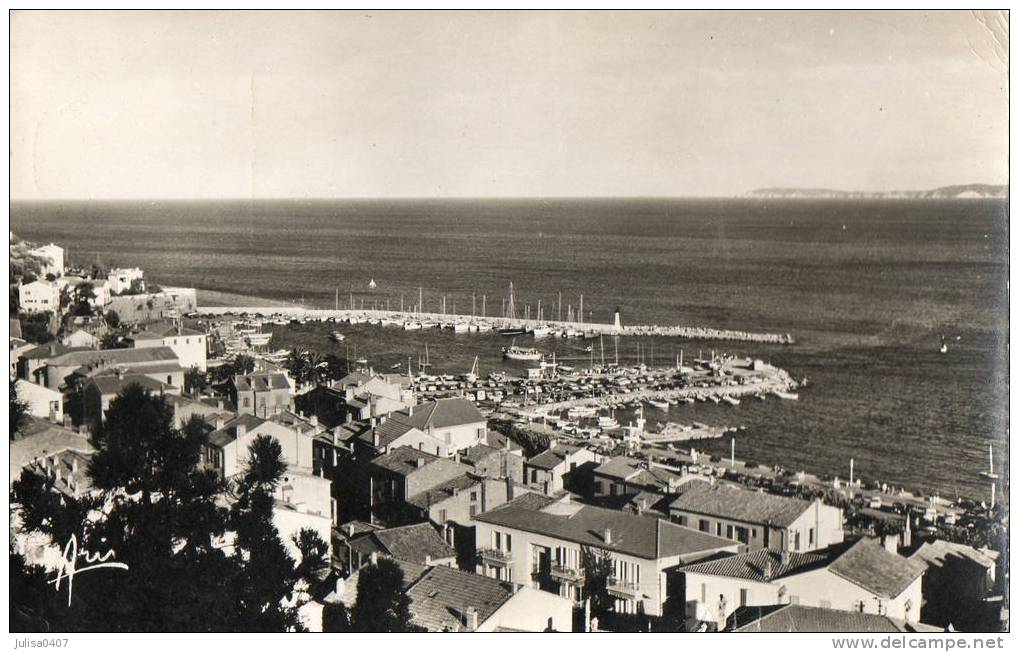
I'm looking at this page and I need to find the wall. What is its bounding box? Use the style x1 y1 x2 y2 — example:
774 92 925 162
781 567 922 622
14 379 63 422
428 421 487 453
683 571 782 626
478 586 575 632
224 421 314 478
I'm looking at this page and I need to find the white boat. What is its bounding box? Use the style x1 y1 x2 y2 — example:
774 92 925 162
531 326 552 338
404 321 423 331
773 390 799 400
723 396 741 406
502 341 542 361
597 416 620 429
329 331 345 342
452 322 471 333
245 332 272 347
368 278 377 289
648 399 670 410
475 323 493 333
979 444 999 480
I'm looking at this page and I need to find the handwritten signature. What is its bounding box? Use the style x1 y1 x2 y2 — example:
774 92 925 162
48 534 129 605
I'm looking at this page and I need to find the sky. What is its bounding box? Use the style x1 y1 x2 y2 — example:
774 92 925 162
9 10 1009 200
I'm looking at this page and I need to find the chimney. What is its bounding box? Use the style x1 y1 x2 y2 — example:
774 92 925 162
415 457 425 469
505 476 514 500
464 607 479 632
881 533 900 555
345 412 353 424
372 430 380 448
408 404 413 416
71 458 78 473
452 486 459 496
603 528 612 545
424 554 432 566
346 523 355 537
236 423 247 438
370 552 378 566
781 549 791 566
504 437 510 451
762 557 774 581
309 415 318 427
214 415 225 430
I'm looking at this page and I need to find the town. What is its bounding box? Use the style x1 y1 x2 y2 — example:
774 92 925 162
8 234 1008 633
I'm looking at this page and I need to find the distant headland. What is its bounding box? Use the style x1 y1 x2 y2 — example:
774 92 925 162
745 183 1007 199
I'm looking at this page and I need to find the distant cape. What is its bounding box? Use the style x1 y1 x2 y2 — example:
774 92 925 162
744 184 1007 199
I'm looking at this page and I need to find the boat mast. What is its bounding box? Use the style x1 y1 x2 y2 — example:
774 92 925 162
482 294 486 317
579 294 583 325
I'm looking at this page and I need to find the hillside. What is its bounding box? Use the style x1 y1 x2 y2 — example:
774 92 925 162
745 184 1007 199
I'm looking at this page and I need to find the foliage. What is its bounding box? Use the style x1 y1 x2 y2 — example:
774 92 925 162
20 312 56 344
184 366 208 396
285 349 349 387
233 354 256 375
349 558 413 632
488 418 550 457
10 378 30 440
105 310 121 328
581 545 615 618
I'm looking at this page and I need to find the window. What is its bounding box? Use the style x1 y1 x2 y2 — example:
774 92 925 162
809 528 815 546
494 531 502 549
470 491 478 501
726 525 734 539
167 375 172 384
699 519 710 533
469 504 477 517
242 398 250 407
740 589 749 607
764 528 770 548
595 481 604 494
505 534 512 552
854 601 865 613
794 531 801 551
716 523 722 536
676 515 687 526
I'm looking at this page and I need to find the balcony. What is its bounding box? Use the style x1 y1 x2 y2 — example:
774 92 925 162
606 577 642 599
550 563 585 584
477 547 511 565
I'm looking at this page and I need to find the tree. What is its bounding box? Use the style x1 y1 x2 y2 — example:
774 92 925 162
184 366 208 396
581 545 615 619
10 378 30 440
349 557 413 632
104 310 120 328
233 354 256 376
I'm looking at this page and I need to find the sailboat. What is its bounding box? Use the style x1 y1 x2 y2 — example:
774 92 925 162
368 278 377 290
939 335 948 354
419 343 433 368
979 444 999 480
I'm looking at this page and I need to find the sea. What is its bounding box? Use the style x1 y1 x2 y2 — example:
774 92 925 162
10 198 1009 500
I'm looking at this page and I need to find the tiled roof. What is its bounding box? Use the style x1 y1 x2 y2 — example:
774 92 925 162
595 457 682 490
87 373 168 396
730 604 940 633
10 417 93 482
681 547 837 582
475 494 736 560
383 398 485 435
20 343 87 359
406 474 479 510
207 413 268 448
232 373 290 392
367 522 457 565
525 444 584 471
334 521 383 541
828 539 927 599
910 540 996 570
406 565 515 632
461 443 501 466
485 430 522 452
48 346 180 367
369 446 443 476
128 322 206 339
668 482 813 528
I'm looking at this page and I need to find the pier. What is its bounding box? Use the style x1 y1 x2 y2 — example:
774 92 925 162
195 305 795 345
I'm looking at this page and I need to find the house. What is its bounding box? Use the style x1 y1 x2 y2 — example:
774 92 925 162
29 243 64 277
367 446 474 525
343 522 457 571
910 539 999 630
461 441 524 483
106 267 144 294
668 482 844 551
368 398 487 457
307 371 416 423
125 321 208 370
37 345 181 390
10 340 35 377
19 280 60 313
272 468 335 555
591 456 690 497
81 372 178 426
203 413 314 478
727 604 942 633
680 538 926 629
404 564 575 632
15 342 85 383
523 441 601 495
9 416 92 486
61 329 100 349
474 493 740 617
13 379 64 423
229 372 293 417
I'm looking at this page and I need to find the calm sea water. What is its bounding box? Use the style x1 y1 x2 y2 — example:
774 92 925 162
11 198 1009 499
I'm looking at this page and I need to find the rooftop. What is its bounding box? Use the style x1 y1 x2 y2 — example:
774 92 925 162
384 398 485 433
357 522 457 566
668 482 814 528
10 417 93 483
680 547 837 583
369 446 444 477
232 373 291 392
525 443 585 471
47 346 180 368
910 539 996 571
406 474 479 510
406 565 515 632
475 494 737 560
729 604 941 633
87 373 169 396
827 539 927 599
207 413 268 448
594 456 683 489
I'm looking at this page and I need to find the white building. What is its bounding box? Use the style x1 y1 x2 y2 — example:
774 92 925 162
18 281 60 313
126 322 208 370
29 243 64 277
14 379 63 422
107 267 144 295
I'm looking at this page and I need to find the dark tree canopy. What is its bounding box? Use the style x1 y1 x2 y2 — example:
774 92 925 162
350 557 413 632
10 378 30 440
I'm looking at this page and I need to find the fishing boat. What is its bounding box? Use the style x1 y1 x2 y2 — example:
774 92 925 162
979 444 999 480
597 416 620 429
502 344 542 361
723 396 741 407
390 363 402 370
648 399 670 410
772 390 799 400
329 331 346 342
499 327 528 336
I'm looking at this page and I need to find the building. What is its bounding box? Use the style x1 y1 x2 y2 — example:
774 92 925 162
203 413 315 478
106 267 144 294
18 281 60 313
910 539 999 630
61 329 100 349
461 441 524 483
474 493 740 617
230 372 293 417
38 345 182 390
372 398 488 456
367 446 474 525
15 342 85 383
680 538 926 629
523 442 601 495
591 456 690 497
81 373 178 426
29 243 65 277
404 564 575 632
10 417 92 486
668 482 844 551
126 321 208 370
13 379 64 423
105 287 198 325
728 604 941 633
343 522 457 570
